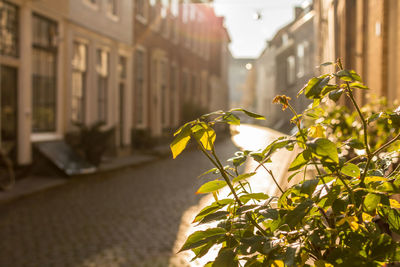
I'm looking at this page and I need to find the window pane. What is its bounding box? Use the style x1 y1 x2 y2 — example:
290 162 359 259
97 49 109 123
107 0 118 16
135 50 145 125
71 42 87 123
0 0 18 57
32 14 57 132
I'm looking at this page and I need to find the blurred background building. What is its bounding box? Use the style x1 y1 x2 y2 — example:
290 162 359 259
0 0 230 167
3 0 400 168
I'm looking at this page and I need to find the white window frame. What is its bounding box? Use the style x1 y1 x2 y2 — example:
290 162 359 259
170 62 179 127
287 55 296 85
136 0 148 24
106 0 120 21
134 46 148 129
96 46 110 124
71 39 88 123
296 43 305 78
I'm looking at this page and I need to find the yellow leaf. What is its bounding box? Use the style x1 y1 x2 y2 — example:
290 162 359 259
191 123 216 151
200 127 216 150
347 216 359 231
362 213 373 222
315 260 334 267
308 125 326 138
272 260 285 267
336 217 346 227
390 198 400 209
170 125 191 159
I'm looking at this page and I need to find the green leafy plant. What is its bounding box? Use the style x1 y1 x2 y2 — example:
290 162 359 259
171 60 400 266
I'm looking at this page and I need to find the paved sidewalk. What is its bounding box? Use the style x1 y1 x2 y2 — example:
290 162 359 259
0 152 159 205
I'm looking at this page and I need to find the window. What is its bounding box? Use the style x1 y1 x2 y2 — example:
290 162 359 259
0 0 18 57
160 60 168 126
118 56 127 146
286 55 295 85
32 14 58 133
160 0 169 37
182 70 189 102
96 48 109 123
136 0 147 21
170 64 177 125
106 0 118 17
71 41 87 123
191 74 197 103
83 0 98 9
282 33 289 46
297 43 305 78
135 49 145 125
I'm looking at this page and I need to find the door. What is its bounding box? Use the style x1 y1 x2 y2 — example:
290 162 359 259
0 65 17 161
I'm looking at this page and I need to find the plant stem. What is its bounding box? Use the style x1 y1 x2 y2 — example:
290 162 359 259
336 171 356 204
345 82 370 156
287 104 331 194
260 164 284 194
195 136 270 236
371 132 400 157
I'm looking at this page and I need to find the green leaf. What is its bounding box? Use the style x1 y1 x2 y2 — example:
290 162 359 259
212 248 237 267
300 76 331 99
262 138 293 159
287 170 302 182
349 82 368 90
320 61 334 67
301 179 319 196
179 228 227 252
222 113 241 125
341 163 360 178
193 199 234 223
196 180 227 194
191 242 214 261
387 209 400 234
347 138 365 149
240 193 269 202
230 108 266 120
170 124 191 159
198 168 219 178
328 89 344 102
308 138 339 163
288 150 311 171
198 211 230 224
284 199 313 228
363 193 380 213
232 172 256 183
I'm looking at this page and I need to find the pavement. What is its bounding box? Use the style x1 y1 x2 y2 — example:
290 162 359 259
0 125 296 267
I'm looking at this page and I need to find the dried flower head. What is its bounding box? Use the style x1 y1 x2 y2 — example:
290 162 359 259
272 95 292 110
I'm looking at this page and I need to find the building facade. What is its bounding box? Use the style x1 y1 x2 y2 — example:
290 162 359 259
314 0 400 105
133 1 230 137
254 3 316 131
0 0 230 166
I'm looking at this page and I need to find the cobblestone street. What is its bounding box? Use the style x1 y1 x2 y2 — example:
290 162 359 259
0 138 238 267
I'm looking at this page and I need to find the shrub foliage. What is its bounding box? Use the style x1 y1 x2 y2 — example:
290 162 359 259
171 60 400 266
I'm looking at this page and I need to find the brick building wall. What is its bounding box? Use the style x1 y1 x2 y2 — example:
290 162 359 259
133 1 229 137
315 0 400 106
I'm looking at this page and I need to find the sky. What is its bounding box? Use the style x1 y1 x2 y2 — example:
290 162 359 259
213 0 307 59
